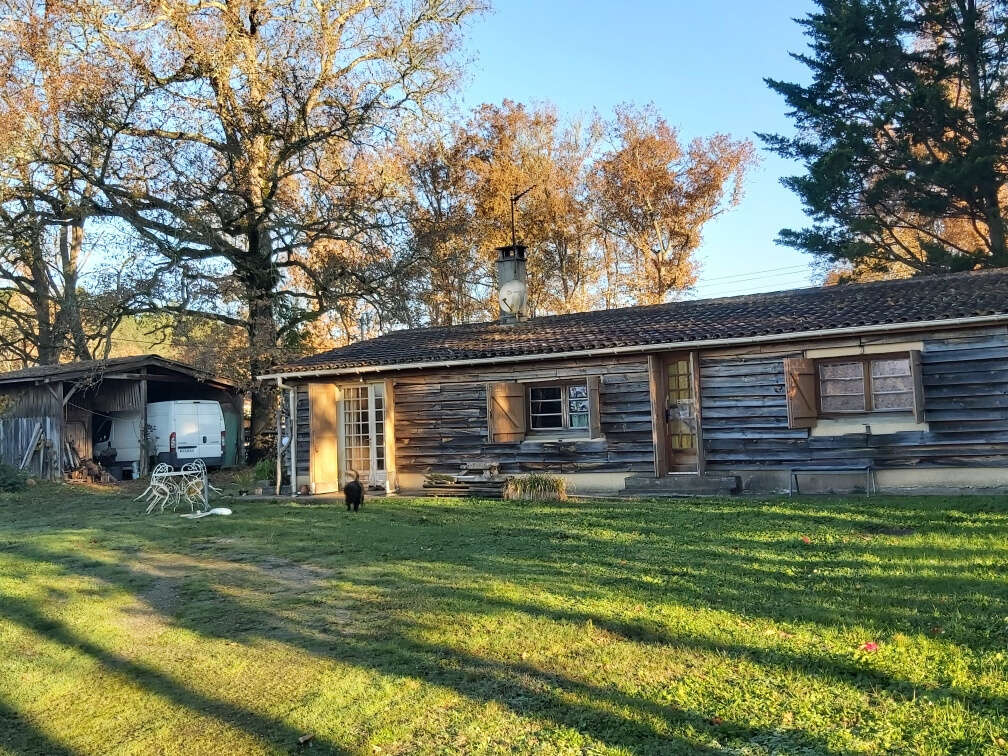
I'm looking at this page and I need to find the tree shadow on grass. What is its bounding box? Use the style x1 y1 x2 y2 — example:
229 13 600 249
0 695 77 756
0 541 853 755
0 591 351 755
2 492 1007 754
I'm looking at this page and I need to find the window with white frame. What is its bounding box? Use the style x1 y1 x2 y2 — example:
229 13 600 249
528 381 590 431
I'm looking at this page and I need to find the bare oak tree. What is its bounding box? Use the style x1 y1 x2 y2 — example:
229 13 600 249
69 0 480 452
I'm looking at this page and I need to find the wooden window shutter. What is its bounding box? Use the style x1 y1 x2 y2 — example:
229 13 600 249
587 375 602 439
488 382 526 443
909 350 926 423
784 357 818 429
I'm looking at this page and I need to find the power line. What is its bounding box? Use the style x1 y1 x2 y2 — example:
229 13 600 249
697 264 811 284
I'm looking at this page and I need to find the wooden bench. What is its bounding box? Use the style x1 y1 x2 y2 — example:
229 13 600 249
789 465 876 496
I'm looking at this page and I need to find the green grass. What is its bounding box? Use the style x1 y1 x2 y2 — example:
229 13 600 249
0 484 1006 755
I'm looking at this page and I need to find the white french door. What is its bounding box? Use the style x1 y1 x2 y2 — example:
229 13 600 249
339 383 386 488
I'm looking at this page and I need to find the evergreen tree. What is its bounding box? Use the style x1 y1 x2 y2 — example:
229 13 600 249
763 0 1008 275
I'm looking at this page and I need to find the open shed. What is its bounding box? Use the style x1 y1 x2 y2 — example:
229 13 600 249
0 355 242 480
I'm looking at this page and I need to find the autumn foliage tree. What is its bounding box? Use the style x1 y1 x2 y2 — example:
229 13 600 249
402 101 753 322
592 105 755 305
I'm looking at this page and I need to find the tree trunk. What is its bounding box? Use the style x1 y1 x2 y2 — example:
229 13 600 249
59 218 91 360
244 223 280 462
29 235 57 365
957 0 1008 265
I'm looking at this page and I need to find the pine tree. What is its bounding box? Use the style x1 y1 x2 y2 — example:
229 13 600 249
762 0 1008 275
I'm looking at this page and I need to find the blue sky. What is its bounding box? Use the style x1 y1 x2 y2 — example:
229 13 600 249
459 0 819 299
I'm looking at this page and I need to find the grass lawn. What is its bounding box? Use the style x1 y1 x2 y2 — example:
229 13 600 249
0 484 1006 755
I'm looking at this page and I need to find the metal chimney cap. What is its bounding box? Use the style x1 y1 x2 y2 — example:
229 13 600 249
495 243 527 260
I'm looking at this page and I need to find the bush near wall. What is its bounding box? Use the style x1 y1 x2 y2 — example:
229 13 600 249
0 463 27 493
503 473 568 502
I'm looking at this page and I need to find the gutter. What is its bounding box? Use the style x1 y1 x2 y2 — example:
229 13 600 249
256 312 1008 381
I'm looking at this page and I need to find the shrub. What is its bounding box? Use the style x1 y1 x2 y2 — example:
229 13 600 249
503 473 569 502
253 458 275 484
0 463 27 493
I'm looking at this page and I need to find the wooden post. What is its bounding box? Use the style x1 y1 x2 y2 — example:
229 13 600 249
275 379 283 496
288 385 297 494
53 381 64 480
648 354 669 478
383 379 396 493
139 372 149 477
690 351 705 475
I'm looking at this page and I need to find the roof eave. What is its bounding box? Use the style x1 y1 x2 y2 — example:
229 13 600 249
257 312 1008 381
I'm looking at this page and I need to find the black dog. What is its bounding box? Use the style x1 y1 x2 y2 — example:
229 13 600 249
343 469 364 512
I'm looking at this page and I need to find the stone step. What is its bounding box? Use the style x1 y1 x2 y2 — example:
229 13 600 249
621 474 739 497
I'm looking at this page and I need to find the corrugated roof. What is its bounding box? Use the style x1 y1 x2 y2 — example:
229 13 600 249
0 354 238 388
268 268 1008 375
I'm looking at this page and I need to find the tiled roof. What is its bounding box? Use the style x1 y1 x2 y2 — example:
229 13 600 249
268 268 1008 375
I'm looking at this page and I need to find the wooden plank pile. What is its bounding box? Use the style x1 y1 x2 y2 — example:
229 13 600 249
422 466 508 499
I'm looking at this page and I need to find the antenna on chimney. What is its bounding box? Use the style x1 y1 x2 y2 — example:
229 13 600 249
509 185 535 247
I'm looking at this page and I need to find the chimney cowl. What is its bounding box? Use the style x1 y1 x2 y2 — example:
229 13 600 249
496 244 528 323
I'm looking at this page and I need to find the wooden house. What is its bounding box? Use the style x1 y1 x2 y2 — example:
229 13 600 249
0 355 242 480
261 257 1008 496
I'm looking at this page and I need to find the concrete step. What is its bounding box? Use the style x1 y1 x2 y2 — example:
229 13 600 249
622 473 739 497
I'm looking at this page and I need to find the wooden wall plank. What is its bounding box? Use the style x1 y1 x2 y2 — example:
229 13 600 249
698 332 1008 471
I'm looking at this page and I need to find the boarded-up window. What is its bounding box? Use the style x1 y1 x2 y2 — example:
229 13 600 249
784 357 818 429
488 382 526 443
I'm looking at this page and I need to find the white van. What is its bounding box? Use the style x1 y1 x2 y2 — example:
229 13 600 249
93 400 226 476
147 400 226 467
92 412 145 478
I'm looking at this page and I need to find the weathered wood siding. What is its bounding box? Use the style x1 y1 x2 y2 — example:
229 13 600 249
0 415 61 479
391 356 654 475
295 386 310 477
700 332 1008 469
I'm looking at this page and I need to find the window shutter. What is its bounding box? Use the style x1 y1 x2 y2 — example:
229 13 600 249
488 382 526 443
909 350 926 423
784 357 818 429
587 375 602 439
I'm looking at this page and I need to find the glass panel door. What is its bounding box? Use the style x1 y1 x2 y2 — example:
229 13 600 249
340 384 387 488
665 354 699 472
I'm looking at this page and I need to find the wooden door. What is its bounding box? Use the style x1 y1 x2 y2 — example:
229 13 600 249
309 383 341 493
665 354 699 472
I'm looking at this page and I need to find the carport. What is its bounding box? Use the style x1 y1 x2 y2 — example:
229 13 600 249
0 355 242 480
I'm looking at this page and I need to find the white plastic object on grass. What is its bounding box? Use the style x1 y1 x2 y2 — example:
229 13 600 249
179 507 233 519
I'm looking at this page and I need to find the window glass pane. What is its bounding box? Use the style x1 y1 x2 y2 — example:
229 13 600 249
568 399 589 413
531 413 563 429
871 375 913 393
820 379 866 396
821 394 867 412
873 391 914 410
530 387 562 401
820 362 862 379
871 358 910 378
569 413 588 428
567 384 588 399
531 400 562 414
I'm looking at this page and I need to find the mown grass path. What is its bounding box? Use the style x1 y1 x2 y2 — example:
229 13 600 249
0 485 1006 754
